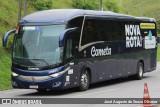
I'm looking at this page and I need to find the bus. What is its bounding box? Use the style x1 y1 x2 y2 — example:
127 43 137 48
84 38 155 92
2 9 157 92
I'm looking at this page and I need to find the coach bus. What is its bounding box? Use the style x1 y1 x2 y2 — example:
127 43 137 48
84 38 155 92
2 9 157 92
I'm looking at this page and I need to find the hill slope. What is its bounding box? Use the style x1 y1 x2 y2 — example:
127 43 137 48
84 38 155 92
52 0 160 25
0 0 19 90
0 0 35 90
121 0 160 20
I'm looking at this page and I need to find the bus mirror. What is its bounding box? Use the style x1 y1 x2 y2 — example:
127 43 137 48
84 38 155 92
59 27 78 47
2 29 16 47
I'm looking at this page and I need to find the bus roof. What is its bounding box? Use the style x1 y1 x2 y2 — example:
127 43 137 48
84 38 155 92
22 9 155 23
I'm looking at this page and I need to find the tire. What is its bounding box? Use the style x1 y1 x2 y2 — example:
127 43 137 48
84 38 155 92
79 70 90 91
134 62 144 80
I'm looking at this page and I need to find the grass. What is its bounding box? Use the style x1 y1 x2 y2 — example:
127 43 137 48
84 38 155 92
0 0 17 91
52 0 73 9
157 46 160 61
121 0 160 20
0 0 35 91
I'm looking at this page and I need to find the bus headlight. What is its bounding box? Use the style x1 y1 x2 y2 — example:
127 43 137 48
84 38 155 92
12 72 19 77
49 67 70 78
50 73 60 77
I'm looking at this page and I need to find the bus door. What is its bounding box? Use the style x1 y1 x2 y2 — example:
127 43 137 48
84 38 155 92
63 30 81 88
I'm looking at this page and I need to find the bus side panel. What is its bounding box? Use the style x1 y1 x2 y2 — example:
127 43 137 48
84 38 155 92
76 17 157 86
141 22 157 72
123 21 157 76
143 49 157 72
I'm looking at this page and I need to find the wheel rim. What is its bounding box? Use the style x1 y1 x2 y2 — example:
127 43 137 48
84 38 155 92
139 65 143 77
81 73 88 87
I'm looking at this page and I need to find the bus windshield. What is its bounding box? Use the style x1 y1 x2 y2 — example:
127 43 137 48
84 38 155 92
13 25 65 67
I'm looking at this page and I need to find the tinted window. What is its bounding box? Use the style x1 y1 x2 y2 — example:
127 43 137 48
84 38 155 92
65 39 72 59
81 19 96 45
67 16 84 44
81 17 125 46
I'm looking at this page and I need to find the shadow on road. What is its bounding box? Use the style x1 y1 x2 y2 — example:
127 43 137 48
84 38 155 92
18 76 151 97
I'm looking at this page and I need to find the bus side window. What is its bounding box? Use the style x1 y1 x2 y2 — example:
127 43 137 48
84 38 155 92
65 38 73 59
81 21 94 45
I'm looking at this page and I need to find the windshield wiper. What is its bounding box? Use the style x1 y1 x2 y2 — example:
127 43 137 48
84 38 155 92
30 59 50 67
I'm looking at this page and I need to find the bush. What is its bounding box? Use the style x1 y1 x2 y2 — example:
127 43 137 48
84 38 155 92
105 0 120 13
29 0 53 11
72 0 98 10
157 20 160 35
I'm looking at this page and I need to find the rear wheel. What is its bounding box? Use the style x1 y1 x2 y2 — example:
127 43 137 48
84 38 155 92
79 70 90 91
134 62 144 80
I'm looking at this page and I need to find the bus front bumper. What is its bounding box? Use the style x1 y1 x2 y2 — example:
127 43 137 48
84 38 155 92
11 75 64 90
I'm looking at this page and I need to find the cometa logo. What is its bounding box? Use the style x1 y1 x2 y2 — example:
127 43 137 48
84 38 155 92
125 24 142 48
91 46 111 57
28 67 40 70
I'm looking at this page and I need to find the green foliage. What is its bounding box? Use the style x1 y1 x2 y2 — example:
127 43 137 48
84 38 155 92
51 0 73 9
29 0 53 11
72 0 99 10
105 0 120 13
0 0 35 90
0 0 17 90
122 0 160 36
157 46 160 61
157 21 160 35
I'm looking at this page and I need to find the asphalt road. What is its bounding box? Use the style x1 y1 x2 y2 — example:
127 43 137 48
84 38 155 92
1 62 160 107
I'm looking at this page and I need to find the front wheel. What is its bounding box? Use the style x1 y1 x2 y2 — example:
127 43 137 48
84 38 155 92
79 70 90 91
134 62 144 80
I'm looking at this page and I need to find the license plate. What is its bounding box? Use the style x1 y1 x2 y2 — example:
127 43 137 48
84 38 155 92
29 85 38 89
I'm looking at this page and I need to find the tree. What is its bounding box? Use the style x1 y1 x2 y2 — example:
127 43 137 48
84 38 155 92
105 0 120 13
28 0 53 11
72 0 98 10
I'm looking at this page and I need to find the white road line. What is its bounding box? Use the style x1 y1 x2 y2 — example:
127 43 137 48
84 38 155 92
2 89 34 94
71 88 119 98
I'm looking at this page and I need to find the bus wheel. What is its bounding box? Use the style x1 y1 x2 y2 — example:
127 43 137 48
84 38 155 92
79 70 90 91
134 62 144 80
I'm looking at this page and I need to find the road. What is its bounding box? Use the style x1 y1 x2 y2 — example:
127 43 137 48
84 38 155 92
1 62 160 107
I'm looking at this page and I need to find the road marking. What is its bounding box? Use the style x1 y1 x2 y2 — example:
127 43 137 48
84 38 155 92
71 88 119 97
2 89 34 94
